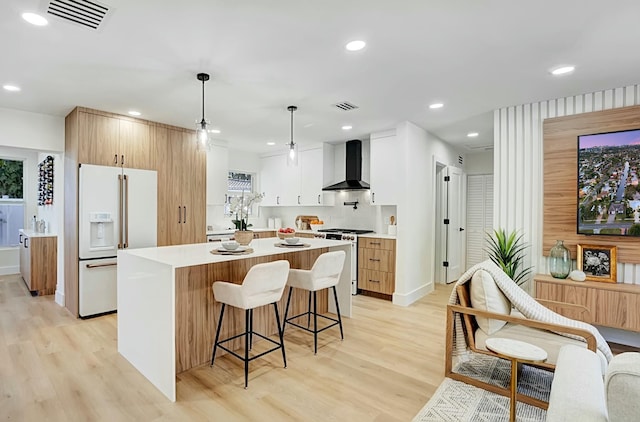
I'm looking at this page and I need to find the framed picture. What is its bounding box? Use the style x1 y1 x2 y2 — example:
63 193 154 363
577 244 617 283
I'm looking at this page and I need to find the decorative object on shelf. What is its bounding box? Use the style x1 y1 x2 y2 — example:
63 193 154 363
195 72 210 150
485 229 532 286
37 155 54 206
286 105 298 166
577 244 617 283
549 240 571 279
568 270 586 282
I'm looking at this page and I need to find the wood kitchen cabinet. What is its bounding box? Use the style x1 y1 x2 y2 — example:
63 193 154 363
369 130 399 205
19 231 57 296
78 109 155 170
156 126 206 246
206 144 229 206
358 237 396 297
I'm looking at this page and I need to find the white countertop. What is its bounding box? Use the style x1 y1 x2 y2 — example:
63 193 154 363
19 229 57 238
359 233 396 239
119 237 352 268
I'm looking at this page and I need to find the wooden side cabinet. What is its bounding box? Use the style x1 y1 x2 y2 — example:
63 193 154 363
535 274 640 332
358 237 396 297
254 231 276 239
19 231 57 296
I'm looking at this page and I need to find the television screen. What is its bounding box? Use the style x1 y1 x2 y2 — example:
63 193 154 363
578 128 640 236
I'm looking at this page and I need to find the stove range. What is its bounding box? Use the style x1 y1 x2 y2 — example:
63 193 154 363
317 228 374 235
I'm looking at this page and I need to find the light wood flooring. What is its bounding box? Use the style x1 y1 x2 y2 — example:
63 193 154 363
0 274 453 421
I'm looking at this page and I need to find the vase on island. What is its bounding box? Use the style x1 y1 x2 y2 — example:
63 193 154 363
234 230 254 246
549 240 571 279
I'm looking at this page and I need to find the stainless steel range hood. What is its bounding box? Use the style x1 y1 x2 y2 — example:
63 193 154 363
322 140 370 191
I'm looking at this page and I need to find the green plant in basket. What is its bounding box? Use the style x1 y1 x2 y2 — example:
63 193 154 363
485 229 532 286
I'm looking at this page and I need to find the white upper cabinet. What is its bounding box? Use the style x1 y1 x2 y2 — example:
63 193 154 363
370 130 399 205
260 144 335 207
206 144 229 206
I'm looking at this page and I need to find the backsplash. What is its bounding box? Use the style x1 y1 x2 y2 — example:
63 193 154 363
207 190 396 233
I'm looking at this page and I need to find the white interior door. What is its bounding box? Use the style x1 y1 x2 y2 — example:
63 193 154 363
122 168 157 249
445 166 467 283
466 174 494 268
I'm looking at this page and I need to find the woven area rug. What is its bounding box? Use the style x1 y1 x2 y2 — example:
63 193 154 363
413 354 553 422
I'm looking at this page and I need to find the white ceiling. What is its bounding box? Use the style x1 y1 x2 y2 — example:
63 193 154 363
2 0 640 154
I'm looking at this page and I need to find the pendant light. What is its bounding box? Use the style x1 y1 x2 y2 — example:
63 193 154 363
287 105 298 166
196 72 210 149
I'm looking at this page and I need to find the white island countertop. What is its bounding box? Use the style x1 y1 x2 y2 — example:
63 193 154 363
120 237 352 268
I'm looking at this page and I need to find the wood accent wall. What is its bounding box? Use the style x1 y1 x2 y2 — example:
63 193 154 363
174 248 329 373
64 108 80 316
543 104 640 264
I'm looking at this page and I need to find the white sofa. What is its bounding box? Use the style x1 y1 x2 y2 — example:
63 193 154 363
546 344 640 422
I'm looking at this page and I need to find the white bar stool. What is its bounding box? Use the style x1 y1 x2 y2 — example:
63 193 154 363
210 260 290 389
283 250 346 354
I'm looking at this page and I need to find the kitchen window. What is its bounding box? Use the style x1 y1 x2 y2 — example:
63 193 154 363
0 159 25 247
224 171 256 216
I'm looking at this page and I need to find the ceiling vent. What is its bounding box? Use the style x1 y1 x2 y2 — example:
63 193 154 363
465 144 494 151
333 101 359 111
47 0 110 30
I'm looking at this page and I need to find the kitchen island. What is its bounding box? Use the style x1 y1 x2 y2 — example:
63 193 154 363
117 237 352 401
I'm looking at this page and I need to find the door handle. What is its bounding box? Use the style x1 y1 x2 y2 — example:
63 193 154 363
372 192 375 203
317 194 321 204
114 154 118 165
276 196 280 205
24 237 29 248
459 227 465 231
121 154 125 167
19 233 22 244
183 206 186 224
297 195 301 205
178 206 182 224
118 174 123 248
123 174 129 248
86 262 117 269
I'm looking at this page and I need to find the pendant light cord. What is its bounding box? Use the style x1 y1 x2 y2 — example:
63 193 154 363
201 78 205 125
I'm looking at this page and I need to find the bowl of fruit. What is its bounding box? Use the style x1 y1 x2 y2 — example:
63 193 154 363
277 227 296 240
309 219 324 231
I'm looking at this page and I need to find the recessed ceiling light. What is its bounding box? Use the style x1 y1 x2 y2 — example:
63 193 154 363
3 84 21 92
550 65 575 76
22 12 48 26
342 125 353 131
467 132 479 138
429 103 444 109
267 142 276 146
345 40 366 51
208 129 221 134
128 110 141 116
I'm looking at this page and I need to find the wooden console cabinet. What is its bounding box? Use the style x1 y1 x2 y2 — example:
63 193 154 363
358 237 396 297
535 274 640 332
19 231 57 296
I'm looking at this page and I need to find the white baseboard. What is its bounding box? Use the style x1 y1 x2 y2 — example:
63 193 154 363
597 326 640 348
0 266 19 276
55 290 65 307
393 282 434 306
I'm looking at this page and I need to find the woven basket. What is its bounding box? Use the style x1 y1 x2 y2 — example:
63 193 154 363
277 231 296 240
234 230 254 245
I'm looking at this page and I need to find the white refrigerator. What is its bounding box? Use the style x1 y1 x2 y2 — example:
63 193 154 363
78 164 157 318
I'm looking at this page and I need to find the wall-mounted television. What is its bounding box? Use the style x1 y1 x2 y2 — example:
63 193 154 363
578 128 640 236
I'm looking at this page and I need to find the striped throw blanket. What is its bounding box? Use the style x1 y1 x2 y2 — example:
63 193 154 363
448 260 613 362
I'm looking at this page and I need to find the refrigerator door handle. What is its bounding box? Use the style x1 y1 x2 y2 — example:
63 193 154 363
183 206 186 224
118 174 123 248
124 174 129 248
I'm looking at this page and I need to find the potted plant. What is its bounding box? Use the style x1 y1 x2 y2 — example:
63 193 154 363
230 191 264 245
485 229 532 286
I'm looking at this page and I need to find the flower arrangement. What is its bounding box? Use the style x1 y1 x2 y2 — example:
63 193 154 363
230 191 264 231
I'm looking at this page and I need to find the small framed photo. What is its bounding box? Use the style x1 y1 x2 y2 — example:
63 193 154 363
577 244 617 283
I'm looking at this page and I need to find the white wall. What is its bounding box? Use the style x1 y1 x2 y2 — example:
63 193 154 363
494 84 640 284
465 151 494 175
0 108 64 152
394 121 463 305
